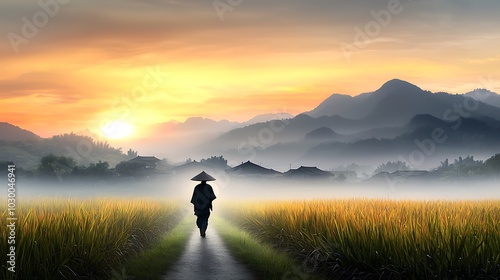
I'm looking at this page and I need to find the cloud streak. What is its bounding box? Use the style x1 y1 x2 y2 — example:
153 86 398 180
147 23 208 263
1 0 499 136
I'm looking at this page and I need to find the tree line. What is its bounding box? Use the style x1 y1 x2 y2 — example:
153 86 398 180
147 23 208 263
1 153 499 183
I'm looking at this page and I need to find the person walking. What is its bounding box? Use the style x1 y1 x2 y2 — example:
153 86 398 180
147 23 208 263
190 171 217 237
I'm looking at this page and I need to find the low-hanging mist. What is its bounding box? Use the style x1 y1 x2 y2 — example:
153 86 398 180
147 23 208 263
17 176 500 202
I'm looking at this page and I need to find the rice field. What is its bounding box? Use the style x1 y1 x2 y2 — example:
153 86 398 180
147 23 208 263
222 199 500 279
0 198 181 280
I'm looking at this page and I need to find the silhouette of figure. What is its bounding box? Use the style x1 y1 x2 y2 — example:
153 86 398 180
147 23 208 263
190 171 216 237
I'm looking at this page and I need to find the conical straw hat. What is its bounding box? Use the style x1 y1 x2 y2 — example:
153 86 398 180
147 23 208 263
191 171 216 181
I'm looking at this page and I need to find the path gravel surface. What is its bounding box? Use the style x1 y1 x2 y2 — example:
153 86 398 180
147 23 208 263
162 224 257 280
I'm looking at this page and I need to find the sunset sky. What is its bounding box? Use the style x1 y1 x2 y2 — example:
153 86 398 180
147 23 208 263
1 0 500 138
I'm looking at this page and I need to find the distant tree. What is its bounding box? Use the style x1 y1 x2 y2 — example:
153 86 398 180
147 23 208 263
71 165 87 177
434 158 450 173
94 141 111 150
337 173 347 182
87 161 112 177
346 163 374 174
454 155 479 165
439 155 484 178
156 158 172 171
115 161 145 177
483 154 500 174
44 133 127 166
127 149 138 159
374 161 409 174
17 167 35 178
0 160 15 175
200 155 228 169
69 160 114 180
37 154 76 179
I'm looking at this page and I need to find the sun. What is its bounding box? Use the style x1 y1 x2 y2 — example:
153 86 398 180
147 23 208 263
101 120 134 139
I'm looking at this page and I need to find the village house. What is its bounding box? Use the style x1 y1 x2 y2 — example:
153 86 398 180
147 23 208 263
128 156 161 169
284 166 332 180
226 161 283 178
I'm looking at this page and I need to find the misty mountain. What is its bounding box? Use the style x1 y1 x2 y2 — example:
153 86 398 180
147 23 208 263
302 114 500 168
213 112 500 170
465 89 500 109
125 117 242 160
116 113 297 161
201 114 363 155
0 122 41 142
148 117 240 137
306 79 432 120
304 93 375 119
304 127 340 141
306 79 500 127
243 112 294 126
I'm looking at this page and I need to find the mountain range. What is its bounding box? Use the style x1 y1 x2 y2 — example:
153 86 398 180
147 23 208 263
2 79 500 170
200 79 500 169
306 79 500 126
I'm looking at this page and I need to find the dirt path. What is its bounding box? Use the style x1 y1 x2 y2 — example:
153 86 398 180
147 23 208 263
162 222 257 280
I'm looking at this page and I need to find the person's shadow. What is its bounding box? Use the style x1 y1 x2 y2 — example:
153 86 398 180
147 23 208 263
194 231 216 273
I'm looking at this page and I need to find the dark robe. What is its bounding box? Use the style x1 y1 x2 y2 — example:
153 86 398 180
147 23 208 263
190 182 216 231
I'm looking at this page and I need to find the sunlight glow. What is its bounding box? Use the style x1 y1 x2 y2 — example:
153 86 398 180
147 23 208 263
101 121 134 139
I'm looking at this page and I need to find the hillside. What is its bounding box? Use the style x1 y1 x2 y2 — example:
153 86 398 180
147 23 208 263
0 128 128 168
0 122 41 142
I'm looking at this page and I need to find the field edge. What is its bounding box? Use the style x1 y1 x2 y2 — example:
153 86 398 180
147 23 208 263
115 214 193 280
213 215 324 280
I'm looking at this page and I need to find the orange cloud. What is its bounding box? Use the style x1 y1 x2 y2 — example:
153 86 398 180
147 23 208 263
1 0 500 137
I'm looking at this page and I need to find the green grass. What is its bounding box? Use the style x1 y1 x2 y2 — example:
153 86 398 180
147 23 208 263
0 198 182 280
119 215 193 280
213 216 323 280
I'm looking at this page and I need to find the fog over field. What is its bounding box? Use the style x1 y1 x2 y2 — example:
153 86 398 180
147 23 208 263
17 177 500 202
